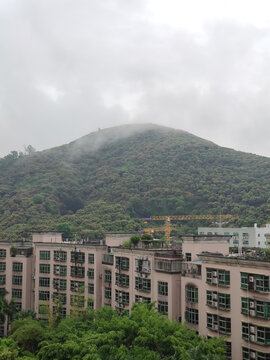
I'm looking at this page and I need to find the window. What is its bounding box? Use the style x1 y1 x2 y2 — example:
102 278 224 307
186 285 198 303
39 277 50 287
154 258 181 273
0 250 6 259
104 270 111 283
53 293 67 305
135 277 151 292
71 251 85 263
135 295 151 303
13 263 23 272
242 322 270 345
241 272 270 292
88 254 94 264
39 290 50 301
71 266 85 278
87 298 94 309
0 263 6 272
185 253 192 262
158 300 168 314
70 280 84 292
158 281 168 296
54 250 67 262
207 313 231 334
225 342 231 359
40 264 50 274
40 251 50 260
87 268 94 279
241 297 270 319
88 283 94 294
116 273 130 288
70 295 85 307
218 293 231 310
0 275 5 285
53 265 67 276
135 259 151 273
256 275 270 292
116 257 129 270
242 347 270 360
115 290 129 304
185 308 198 324
53 278 67 290
102 254 114 265
12 275 22 285
206 268 230 286
105 287 111 299
12 289 22 299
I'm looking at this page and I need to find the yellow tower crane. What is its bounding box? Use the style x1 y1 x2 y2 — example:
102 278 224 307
142 214 238 245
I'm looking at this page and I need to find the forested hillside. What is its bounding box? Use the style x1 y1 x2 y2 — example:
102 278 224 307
1 123 270 240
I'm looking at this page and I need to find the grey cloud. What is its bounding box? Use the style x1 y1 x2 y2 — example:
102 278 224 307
0 0 270 157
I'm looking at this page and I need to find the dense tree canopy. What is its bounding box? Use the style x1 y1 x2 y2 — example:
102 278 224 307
1 124 270 240
0 303 226 360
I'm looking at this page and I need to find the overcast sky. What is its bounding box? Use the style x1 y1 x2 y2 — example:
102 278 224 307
1 0 270 157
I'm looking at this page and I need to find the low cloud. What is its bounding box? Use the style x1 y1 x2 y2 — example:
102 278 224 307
1 0 270 156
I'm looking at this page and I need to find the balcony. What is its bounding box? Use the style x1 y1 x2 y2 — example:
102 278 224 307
102 254 114 265
154 252 182 273
182 262 201 278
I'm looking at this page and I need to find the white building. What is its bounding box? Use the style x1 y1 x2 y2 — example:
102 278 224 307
198 224 270 248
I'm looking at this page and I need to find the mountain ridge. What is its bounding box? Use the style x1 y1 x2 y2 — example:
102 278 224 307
1 123 270 240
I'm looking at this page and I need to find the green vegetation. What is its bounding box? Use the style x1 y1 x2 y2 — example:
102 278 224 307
0 303 226 360
1 124 270 240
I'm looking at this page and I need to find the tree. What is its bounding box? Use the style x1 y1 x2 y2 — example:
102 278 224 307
130 235 140 248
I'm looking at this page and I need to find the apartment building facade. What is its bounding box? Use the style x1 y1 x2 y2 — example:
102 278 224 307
1 231 270 359
181 236 270 360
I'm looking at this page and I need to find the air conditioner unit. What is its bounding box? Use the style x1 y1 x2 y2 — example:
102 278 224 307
250 351 256 359
212 300 218 306
249 276 254 283
249 301 255 309
213 324 218 331
250 326 255 334
32 275 35 280
212 293 218 300
119 303 124 309
213 271 217 277
141 274 146 278
250 310 256 317
250 335 255 342
212 278 218 284
119 293 123 298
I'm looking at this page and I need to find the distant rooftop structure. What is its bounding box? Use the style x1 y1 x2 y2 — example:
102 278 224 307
198 223 270 248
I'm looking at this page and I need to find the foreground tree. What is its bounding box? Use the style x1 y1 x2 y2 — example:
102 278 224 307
5 303 225 360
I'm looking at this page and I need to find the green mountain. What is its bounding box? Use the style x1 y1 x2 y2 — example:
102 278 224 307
1 123 270 240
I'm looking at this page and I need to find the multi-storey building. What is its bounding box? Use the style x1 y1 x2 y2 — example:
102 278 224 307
1 231 270 359
181 235 270 360
198 223 270 248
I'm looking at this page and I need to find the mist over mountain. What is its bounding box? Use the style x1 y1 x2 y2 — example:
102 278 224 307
1 123 270 240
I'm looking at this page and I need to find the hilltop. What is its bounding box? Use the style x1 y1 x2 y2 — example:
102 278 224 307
1 123 270 240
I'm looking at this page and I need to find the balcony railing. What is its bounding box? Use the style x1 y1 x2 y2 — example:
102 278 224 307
102 254 114 265
154 257 182 273
182 262 202 278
